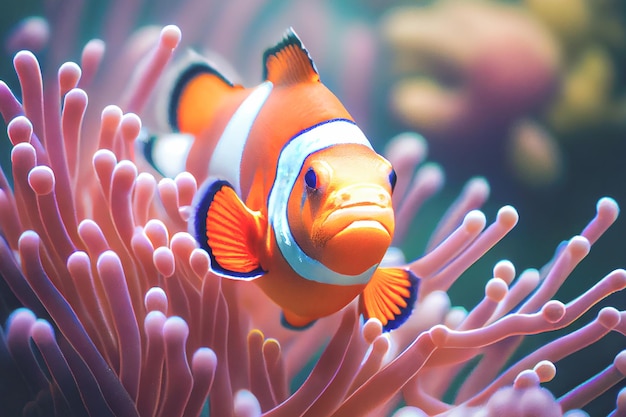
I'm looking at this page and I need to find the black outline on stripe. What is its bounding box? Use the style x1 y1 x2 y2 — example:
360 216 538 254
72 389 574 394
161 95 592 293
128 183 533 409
266 117 358 210
266 117 361 265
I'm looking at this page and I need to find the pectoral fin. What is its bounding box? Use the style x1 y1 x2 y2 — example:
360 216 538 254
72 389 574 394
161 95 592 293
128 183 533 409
359 267 419 332
190 179 266 279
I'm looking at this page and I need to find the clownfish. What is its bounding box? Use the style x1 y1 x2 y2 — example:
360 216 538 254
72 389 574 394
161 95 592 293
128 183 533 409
155 28 418 331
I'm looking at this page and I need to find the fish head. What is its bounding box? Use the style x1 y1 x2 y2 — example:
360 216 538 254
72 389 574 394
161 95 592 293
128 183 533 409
288 144 396 276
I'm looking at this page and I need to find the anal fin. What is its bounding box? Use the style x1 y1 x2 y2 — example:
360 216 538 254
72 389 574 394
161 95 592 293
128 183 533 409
359 268 419 332
190 179 266 279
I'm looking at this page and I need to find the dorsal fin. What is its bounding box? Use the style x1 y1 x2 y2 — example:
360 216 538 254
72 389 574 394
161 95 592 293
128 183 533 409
262 27 320 86
168 56 241 136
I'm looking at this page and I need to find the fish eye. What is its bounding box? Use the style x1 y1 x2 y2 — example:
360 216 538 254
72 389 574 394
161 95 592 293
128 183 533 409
389 168 397 192
305 167 317 190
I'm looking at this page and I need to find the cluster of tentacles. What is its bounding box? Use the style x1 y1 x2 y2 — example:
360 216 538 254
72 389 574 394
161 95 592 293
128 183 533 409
0 13 625 417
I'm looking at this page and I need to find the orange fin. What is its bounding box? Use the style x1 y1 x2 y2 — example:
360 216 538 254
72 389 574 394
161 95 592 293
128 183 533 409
190 179 266 279
263 27 320 85
359 268 419 332
281 310 316 331
169 59 243 136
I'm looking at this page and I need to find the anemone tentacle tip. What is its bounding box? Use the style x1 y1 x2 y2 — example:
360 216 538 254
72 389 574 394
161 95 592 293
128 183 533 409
493 259 516 283
17 229 40 244
161 25 182 49
613 351 626 376
485 277 508 302
533 360 556 383
153 247 176 277
92 147 117 163
64 87 88 103
363 317 384 343
597 196 619 216
13 49 37 63
597 307 621 329
27 165 55 195
497 205 519 228
96 250 122 272
513 369 540 389
541 300 565 324
163 315 190 339
11 142 36 159
7 114 33 131
467 176 490 193
463 209 487 233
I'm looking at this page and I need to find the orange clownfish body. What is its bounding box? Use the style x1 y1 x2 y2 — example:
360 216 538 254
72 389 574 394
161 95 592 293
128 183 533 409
158 28 418 331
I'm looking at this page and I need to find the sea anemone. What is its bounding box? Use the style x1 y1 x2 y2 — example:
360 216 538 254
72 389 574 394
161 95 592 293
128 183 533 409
1 4 625 417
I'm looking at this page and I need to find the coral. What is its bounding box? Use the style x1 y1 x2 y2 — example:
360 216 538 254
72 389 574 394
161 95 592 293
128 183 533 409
380 0 560 141
379 0 564 188
524 0 626 134
380 0 626 189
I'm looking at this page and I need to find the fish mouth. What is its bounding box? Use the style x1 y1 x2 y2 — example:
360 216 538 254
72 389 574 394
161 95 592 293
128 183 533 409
343 219 388 233
318 204 394 241
313 204 394 276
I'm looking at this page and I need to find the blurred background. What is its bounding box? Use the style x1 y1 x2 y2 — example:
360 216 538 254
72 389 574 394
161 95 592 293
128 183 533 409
1 0 625 414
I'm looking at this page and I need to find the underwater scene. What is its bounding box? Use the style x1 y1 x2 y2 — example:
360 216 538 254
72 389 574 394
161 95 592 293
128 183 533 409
0 0 625 416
